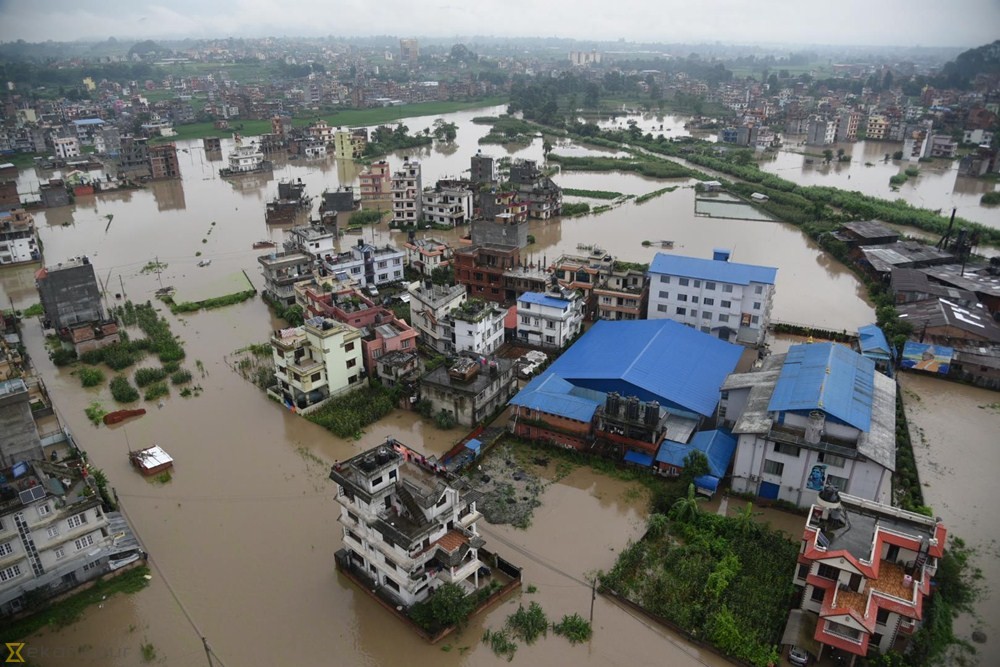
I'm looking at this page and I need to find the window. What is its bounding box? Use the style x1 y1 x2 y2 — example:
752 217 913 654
723 284 733 293
401 339 411 349
797 563 811 580
675 307 686 315
817 563 839 580
773 442 800 457
718 406 726 418
751 315 760 325
659 275 670 284
345 342 355 352
55 547 65 560
657 304 668 313
47 526 59 539
718 314 730 323
810 585 826 601
703 298 714 306
546 321 555 329
0 564 22 582
0 542 13 557
819 453 846 467
74 534 95 551
545 335 555 344
826 621 861 642
763 459 784 476
690 310 698 318
827 475 849 491
701 326 711 333
371 476 383 486
876 608 891 625
37 504 50 517
67 513 88 529
310 372 321 382
384 577 400 592
658 290 669 299
753 302 761 310
677 294 688 302
678 278 689 286
706 281 716 290
347 359 357 369
521 315 530 324
693 280 701 288
702 311 711 319
755 285 763 294
721 300 732 308
691 296 699 304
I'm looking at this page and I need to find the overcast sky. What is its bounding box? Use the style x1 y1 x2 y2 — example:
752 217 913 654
0 0 997 48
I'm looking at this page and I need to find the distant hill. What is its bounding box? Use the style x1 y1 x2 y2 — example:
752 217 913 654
938 40 1000 88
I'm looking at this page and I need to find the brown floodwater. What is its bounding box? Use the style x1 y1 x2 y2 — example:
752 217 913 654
0 104 989 666
897 373 1000 657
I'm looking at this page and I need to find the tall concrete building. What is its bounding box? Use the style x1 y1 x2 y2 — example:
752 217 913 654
399 39 420 66
0 379 44 468
35 256 105 331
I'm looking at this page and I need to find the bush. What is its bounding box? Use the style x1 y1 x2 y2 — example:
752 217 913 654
109 375 140 403
561 202 591 217
50 347 77 366
434 409 456 430
84 401 107 425
170 369 193 385
162 360 181 373
981 191 1000 206
552 613 593 645
77 366 105 387
134 367 168 387
306 384 398 438
506 602 548 644
143 382 169 401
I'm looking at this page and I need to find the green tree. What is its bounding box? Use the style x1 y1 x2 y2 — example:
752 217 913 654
542 139 553 158
670 483 705 523
410 582 474 632
681 450 710 487
733 502 762 535
822 149 834 163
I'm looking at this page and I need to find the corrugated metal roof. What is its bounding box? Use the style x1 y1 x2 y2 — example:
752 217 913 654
509 373 602 422
857 324 892 359
649 253 777 286
654 429 736 478
518 292 572 310
623 450 654 467
544 320 742 417
768 343 875 431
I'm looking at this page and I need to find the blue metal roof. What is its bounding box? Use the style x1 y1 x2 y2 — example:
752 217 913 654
509 373 603 423
541 320 742 417
694 475 719 493
518 292 572 310
624 450 654 467
857 324 893 360
648 253 777 286
654 429 736 478
72 118 105 125
768 343 876 431
465 439 482 453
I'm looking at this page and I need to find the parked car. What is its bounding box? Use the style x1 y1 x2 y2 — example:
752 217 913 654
788 646 810 666
366 284 379 298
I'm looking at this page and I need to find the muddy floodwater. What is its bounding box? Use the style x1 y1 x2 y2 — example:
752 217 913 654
0 103 991 665
898 373 1000 657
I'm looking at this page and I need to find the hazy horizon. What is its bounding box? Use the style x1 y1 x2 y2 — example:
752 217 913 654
0 0 997 50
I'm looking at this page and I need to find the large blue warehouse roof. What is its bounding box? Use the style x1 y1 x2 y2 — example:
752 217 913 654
649 253 777 286
768 343 876 431
540 320 743 417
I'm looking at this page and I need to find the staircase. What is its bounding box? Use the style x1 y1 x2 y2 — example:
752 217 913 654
396 484 427 525
14 512 45 577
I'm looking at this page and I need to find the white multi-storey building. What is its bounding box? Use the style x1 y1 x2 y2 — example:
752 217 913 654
516 288 584 350
421 184 472 227
646 250 776 346
452 300 506 356
330 441 488 607
1 460 141 616
391 159 422 225
404 237 452 276
52 136 81 160
721 342 895 508
0 209 40 266
408 282 467 354
268 317 365 411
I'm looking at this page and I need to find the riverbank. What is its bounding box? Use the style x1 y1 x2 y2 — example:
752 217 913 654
150 98 506 144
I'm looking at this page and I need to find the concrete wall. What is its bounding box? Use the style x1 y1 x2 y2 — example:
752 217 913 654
470 218 527 248
38 262 104 329
0 384 44 466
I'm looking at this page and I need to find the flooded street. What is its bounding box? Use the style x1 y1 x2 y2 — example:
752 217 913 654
898 373 1000 656
0 103 992 665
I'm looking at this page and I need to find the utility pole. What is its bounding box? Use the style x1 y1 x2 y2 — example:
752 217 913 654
154 256 164 289
589 576 596 624
202 637 214 667
118 274 127 300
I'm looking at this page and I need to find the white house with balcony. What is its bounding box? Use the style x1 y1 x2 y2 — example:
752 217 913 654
516 288 584 350
421 184 472 227
1 460 142 617
452 299 506 356
408 282 467 354
269 317 365 411
721 342 895 508
783 487 947 662
391 159 422 225
330 441 488 608
646 249 776 346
